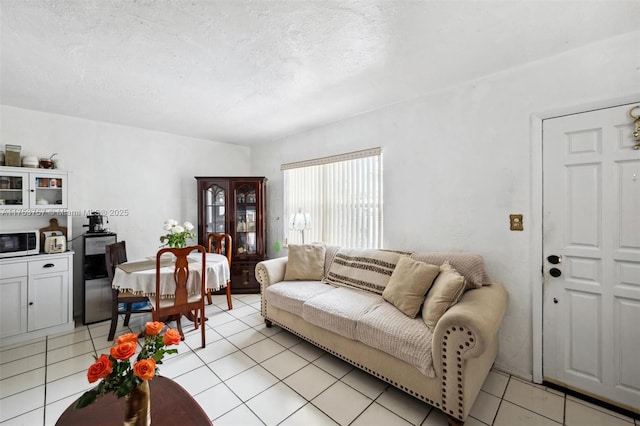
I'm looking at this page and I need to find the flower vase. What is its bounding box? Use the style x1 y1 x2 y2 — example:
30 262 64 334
124 380 151 426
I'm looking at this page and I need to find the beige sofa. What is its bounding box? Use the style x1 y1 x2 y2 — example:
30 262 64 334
255 245 507 426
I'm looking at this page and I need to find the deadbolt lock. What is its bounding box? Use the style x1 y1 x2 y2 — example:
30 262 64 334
547 255 562 264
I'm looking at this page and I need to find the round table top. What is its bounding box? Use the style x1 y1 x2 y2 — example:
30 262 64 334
55 376 211 426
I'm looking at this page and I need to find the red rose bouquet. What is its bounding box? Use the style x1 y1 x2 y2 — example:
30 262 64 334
75 321 181 408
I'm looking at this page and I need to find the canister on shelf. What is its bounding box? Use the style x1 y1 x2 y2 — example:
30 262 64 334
5 144 21 167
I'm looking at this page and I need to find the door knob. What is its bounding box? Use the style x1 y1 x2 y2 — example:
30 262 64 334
550 268 562 277
547 255 562 264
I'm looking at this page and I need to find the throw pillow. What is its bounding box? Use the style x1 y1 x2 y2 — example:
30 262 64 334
411 252 491 290
422 261 466 330
382 256 440 318
323 248 413 294
284 244 326 281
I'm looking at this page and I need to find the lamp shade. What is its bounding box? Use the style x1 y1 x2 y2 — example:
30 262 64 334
289 208 311 231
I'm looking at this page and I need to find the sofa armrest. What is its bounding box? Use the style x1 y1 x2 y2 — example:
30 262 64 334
255 257 289 289
432 283 508 377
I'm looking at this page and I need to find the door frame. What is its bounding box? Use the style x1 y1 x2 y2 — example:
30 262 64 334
530 93 640 384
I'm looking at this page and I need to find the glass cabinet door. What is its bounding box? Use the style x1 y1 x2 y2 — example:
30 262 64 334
30 173 67 208
204 183 227 234
0 171 27 209
234 183 258 256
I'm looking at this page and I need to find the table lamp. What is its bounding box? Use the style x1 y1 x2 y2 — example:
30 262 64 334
289 208 311 244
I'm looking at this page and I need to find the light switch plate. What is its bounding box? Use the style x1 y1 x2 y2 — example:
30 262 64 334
510 214 524 231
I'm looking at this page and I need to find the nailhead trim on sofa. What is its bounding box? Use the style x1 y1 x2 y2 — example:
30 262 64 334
442 325 476 422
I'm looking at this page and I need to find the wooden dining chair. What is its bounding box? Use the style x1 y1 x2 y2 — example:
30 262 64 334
152 245 207 348
207 233 233 310
105 241 152 341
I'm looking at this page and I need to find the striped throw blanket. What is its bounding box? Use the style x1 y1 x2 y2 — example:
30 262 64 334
323 248 413 294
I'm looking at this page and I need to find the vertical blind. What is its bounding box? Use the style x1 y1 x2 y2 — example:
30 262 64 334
282 148 383 249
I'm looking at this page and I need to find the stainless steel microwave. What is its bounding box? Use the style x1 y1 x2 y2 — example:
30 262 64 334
0 231 39 258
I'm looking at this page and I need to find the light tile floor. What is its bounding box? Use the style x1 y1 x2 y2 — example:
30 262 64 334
1 294 638 426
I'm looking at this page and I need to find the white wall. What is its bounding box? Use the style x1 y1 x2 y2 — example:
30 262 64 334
250 31 640 379
0 105 250 316
2 30 638 379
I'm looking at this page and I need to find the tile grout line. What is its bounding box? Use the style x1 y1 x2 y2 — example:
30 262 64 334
238 333 317 425
489 374 513 425
42 335 48 426
500 378 565 425
218 333 300 423
200 319 364 425
184 314 286 422
346 397 377 426
215 328 304 423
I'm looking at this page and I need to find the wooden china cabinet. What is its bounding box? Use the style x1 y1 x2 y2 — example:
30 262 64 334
195 177 267 294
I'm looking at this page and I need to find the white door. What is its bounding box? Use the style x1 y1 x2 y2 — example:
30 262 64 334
542 103 640 412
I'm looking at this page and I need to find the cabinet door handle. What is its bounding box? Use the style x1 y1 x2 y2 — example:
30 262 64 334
43 263 55 268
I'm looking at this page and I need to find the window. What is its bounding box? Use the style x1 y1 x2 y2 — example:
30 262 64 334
282 147 382 249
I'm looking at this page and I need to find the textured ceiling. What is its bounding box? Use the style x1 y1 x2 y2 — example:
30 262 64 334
1 1 639 145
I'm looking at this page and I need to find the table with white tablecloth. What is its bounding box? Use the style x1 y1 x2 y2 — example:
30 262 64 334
112 252 230 298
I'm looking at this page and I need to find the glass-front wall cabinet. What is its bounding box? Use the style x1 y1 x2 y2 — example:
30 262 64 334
0 170 27 208
0 167 68 210
30 172 67 208
196 176 267 293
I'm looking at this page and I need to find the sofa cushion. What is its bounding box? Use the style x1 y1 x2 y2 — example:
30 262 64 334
422 262 466 330
355 302 435 377
265 281 335 317
324 248 413 294
411 252 491 290
284 244 326 281
302 287 383 340
382 256 440 318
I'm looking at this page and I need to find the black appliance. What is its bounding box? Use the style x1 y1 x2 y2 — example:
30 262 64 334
82 232 117 324
84 212 108 233
0 230 39 257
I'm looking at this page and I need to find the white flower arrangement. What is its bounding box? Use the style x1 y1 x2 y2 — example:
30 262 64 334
160 219 196 248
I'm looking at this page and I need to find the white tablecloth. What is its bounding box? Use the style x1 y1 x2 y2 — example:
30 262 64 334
112 253 230 298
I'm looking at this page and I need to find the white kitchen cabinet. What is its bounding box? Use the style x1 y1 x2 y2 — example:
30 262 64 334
0 262 28 338
0 253 74 346
0 166 69 210
28 256 70 331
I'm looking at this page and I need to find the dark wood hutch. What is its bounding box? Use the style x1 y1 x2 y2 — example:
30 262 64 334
195 176 267 294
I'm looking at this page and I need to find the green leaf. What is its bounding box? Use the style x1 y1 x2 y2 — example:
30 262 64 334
116 378 136 398
74 389 98 409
